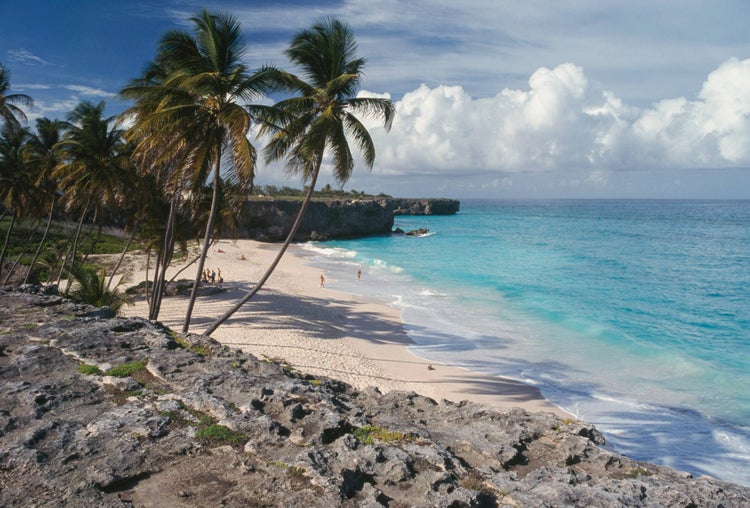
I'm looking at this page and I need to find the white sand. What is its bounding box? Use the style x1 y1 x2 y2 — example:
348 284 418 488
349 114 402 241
120 239 568 416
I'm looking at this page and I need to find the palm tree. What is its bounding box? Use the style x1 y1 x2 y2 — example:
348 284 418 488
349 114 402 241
53 101 129 291
24 117 65 283
122 9 276 332
0 123 33 282
0 63 32 128
204 18 394 336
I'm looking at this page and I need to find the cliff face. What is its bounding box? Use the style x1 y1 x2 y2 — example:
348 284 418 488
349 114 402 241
391 197 460 215
242 198 394 241
240 197 460 242
2 287 749 507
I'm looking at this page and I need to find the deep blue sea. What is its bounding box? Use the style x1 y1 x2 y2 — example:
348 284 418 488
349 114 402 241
301 199 750 486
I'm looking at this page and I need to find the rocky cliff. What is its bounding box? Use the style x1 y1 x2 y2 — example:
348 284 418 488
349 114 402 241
391 198 460 215
2 287 749 507
240 197 459 241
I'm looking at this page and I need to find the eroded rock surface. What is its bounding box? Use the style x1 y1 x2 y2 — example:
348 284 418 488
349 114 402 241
1 287 748 507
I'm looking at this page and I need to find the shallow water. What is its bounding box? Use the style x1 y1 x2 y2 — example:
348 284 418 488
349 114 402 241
301 199 750 486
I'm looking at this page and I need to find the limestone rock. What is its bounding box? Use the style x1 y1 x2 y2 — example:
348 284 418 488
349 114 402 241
1 287 749 507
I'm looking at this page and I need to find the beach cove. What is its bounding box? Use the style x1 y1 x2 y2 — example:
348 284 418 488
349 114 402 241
121 238 567 417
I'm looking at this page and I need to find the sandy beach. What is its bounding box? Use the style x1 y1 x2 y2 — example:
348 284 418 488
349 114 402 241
120 239 567 416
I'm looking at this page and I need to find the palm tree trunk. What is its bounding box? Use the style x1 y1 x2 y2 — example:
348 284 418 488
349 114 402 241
0 209 17 284
144 248 151 302
167 252 202 284
2 218 40 286
24 199 55 285
182 154 222 334
150 192 178 320
203 161 322 336
58 203 88 291
106 218 139 292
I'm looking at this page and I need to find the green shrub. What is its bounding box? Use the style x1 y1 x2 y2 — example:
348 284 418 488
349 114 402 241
77 364 104 375
195 424 247 446
104 359 148 377
353 425 407 445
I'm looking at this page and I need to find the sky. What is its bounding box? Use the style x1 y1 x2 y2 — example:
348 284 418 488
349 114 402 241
2 0 750 199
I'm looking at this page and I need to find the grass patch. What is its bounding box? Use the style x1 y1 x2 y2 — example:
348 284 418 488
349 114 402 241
77 364 104 375
104 359 148 377
195 424 247 446
173 335 212 356
353 425 408 445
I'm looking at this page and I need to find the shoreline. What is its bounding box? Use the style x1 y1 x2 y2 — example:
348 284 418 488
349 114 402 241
121 238 569 417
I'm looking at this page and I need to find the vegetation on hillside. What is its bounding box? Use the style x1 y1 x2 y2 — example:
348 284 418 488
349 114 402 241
0 11 393 330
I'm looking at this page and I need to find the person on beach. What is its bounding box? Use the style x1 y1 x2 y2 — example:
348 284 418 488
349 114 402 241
357 269 361 282
210 270 216 283
320 274 325 287
217 268 223 284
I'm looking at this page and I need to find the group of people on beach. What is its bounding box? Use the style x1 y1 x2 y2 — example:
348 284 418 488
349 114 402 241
201 267 223 284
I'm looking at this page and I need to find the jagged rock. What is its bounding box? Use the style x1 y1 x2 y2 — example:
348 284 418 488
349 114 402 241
1 287 749 507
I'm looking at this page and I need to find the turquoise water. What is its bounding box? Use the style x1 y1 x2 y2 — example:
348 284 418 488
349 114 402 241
301 199 750 485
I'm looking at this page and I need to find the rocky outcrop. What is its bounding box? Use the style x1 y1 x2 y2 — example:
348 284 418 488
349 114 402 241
2 287 749 507
242 198 394 241
391 198 460 215
240 197 460 241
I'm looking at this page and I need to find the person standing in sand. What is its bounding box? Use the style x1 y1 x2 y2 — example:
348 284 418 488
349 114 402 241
357 269 361 282
320 274 325 287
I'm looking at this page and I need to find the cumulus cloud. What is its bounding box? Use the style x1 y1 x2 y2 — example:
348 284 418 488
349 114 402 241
362 58 750 177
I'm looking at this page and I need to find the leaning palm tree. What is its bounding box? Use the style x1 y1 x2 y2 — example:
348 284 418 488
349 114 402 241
204 18 394 336
53 101 129 291
122 9 276 332
0 63 33 128
24 117 65 284
0 123 33 282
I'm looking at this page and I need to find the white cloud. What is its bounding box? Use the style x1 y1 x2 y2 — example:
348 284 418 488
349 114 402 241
363 58 750 178
62 85 116 98
8 49 50 66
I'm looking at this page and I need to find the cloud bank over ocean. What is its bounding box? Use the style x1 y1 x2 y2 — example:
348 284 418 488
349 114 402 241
362 58 750 177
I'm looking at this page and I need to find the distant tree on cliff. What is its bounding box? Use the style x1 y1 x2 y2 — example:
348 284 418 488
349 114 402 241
0 63 32 128
121 10 277 332
205 18 394 336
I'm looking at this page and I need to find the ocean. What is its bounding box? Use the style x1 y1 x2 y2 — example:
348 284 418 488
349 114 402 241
300 199 750 486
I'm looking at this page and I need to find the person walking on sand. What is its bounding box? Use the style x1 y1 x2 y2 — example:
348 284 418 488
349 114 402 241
217 268 223 284
320 274 325 287
210 269 216 284
357 269 361 282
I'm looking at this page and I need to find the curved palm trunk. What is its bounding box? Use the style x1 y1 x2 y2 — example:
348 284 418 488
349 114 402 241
24 199 55 285
56 202 88 289
0 209 16 284
149 192 178 320
167 252 202 284
62 206 93 294
203 162 321 336
106 218 139 292
182 155 222 334
3 219 40 286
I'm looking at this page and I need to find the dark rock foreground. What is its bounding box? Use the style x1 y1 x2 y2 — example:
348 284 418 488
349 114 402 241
1 288 749 507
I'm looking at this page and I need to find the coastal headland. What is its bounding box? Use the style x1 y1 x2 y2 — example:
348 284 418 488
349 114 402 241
240 197 460 241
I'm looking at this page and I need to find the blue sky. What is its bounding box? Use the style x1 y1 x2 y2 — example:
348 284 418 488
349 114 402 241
2 0 750 198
